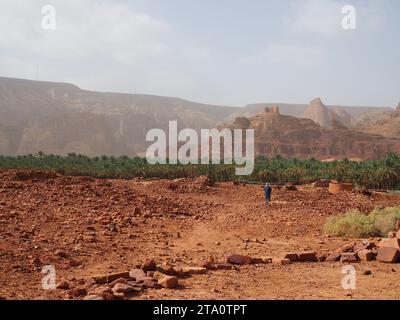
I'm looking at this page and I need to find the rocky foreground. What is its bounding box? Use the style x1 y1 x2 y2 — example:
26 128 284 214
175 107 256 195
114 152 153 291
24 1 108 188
2 170 400 300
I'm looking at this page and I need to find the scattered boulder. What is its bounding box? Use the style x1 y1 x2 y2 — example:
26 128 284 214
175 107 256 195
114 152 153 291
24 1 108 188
225 254 253 265
249 256 264 264
153 271 168 281
353 240 375 252
283 253 298 262
91 271 130 284
112 283 141 295
181 267 207 275
363 269 372 276
200 257 215 270
129 269 147 282
141 259 157 272
297 251 318 262
212 264 234 270
357 249 375 262
377 247 400 263
89 285 114 300
326 252 341 262
69 288 87 298
388 231 396 239
156 263 177 276
158 276 179 289
272 258 291 265
336 242 356 253
380 238 400 250
142 279 162 289
56 281 70 290
340 252 359 263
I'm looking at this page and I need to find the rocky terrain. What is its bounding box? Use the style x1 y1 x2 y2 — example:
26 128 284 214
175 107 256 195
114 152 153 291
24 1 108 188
302 98 353 128
0 76 396 158
357 103 400 139
0 77 236 156
232 101 392 126
1 169 400 300
226 107 400 160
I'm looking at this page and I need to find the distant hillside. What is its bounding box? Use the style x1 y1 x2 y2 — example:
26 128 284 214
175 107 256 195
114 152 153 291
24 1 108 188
357 104 400 139
229 101 393 125
0 77 236 156
225 107 400 160
0 76 395 157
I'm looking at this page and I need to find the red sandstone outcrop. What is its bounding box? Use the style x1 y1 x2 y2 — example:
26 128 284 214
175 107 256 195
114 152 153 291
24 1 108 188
226 107 400 160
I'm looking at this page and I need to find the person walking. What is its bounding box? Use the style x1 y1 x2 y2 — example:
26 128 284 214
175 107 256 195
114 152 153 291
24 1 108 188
264 182 272 205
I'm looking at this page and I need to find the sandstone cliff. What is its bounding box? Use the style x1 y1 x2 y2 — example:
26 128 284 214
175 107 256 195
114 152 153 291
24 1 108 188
357 103 400 139
226 107 400 160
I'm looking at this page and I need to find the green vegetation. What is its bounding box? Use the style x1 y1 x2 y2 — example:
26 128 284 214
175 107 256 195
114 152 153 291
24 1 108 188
1 152 400 189
324 207 400 238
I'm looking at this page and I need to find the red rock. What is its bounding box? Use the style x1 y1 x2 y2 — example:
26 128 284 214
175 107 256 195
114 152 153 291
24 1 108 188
181 267 207 275
172 266 185 277
272 258 291 265
225 254 253 265
317 253 328 262
212 264 233 270
340 252 359 263
90 285 113 298
91 271 130 284
156 264 176 276
377 247 400 263
153 271 167 280
200 260 214 270
129 268 147 281
357 249 374 261
158 276 179 289
283 253 298 262
141 259 157 272
56 281 70 290
388 231 396 239
147 271 155 278
109 277 130 287
251 258 265 264
142 279 162 289
297 251 318 262
70 288 87 298
112 283 141 294
381 238 400 250
397 230 400 239
335 242 356 253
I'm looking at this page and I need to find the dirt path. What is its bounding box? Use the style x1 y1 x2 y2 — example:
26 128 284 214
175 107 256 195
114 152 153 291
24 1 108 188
1 171 400 300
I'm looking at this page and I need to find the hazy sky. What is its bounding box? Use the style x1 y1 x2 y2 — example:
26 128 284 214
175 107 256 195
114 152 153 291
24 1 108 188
0 0 399 107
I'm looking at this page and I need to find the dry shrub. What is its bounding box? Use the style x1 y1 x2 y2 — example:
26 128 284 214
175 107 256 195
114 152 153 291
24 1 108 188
324 207 400 238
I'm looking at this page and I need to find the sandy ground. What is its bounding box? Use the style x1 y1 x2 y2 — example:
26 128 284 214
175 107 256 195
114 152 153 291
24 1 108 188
1 169 400 300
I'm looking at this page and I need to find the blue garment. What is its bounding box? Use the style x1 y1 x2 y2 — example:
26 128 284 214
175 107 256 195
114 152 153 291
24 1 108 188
264 185 272 203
